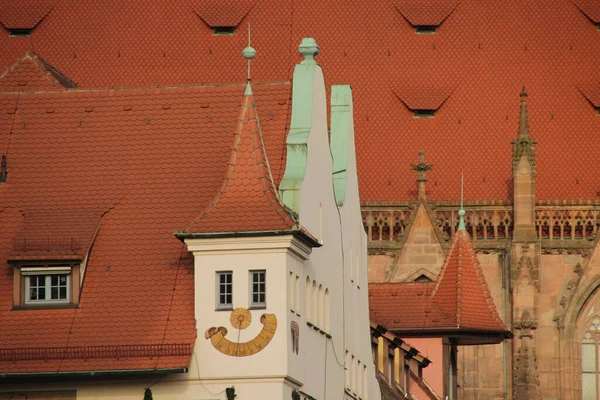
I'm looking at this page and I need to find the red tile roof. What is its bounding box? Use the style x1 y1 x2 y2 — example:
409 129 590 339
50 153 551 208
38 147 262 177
370 229 510 340
0 0 598 202
193 0 255 28
0 0 54 30
0 82 292 374
393 0 459 27
369 282 455 330
9 209 102 260
430 229 507 333
184 82 298 234
0 51 76 92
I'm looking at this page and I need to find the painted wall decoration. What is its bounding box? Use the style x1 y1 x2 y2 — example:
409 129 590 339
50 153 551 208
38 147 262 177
291 321 299 354
205 307 277 357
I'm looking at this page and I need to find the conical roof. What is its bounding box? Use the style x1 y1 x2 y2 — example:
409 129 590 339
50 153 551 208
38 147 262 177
431 228 509 335
183 82 299 235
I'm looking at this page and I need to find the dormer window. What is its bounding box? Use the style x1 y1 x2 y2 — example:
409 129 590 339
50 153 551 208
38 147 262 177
414 25 437 34
413 109 436 118
13 263 79 308
8 28 32 37
213 26 236 36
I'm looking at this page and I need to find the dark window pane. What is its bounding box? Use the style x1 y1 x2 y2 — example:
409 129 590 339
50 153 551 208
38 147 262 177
51 287 58 299
60 287 67 299
253 294 259 303
220 275 225 284
39 288 45 299
51 275 58 286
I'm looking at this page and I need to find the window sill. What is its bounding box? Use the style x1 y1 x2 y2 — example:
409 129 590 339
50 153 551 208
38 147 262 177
215 306 233 312
13 303 77 311
249 305 266 310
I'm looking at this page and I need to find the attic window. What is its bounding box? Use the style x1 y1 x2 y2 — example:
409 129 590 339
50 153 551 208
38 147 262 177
413 109 436 118
12 263 80 308
415 25 437 34
8 28 32 37
213 26 236 36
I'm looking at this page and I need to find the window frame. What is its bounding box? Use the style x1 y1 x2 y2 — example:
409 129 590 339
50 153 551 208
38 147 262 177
11 262 79 309
216 271 233 310
249 269 266 309
24 273 70 305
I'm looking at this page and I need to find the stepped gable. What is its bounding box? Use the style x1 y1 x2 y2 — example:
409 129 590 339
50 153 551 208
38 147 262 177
0 51 76 92
0 1 598 202
0 82 292 374
183 81 298 235
430 228 507 333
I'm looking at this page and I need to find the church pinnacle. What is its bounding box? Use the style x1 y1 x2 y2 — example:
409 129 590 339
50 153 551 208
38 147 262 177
410 149 433 201
518 86 530 140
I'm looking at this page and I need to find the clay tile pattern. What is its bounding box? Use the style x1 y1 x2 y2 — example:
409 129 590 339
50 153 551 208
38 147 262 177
0 51 75 92
193 0 255 27
9 209 102 260
393 0 459 27
0 0 54 29
430 230 507 332
185 85 297 234
0 2 597 200
573 0 600 23
0 82 291 373
369 283 455 330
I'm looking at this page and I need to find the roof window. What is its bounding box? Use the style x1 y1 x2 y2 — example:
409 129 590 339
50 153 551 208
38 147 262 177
213 26 236 36
414 25 437 34
8 28 32 37
413 109 436 118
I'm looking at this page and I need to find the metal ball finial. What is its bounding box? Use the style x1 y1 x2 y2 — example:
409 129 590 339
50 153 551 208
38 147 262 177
242 46 256 60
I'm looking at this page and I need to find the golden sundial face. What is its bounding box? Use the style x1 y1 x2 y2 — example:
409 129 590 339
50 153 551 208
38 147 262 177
230 307 252 330
205 307 277 357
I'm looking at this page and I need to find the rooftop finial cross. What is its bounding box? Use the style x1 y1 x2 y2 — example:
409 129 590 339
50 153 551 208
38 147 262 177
411 149 433 182
458 171 466 231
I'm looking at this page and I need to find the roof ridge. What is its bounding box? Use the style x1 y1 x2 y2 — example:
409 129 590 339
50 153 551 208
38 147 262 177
184 83 298 234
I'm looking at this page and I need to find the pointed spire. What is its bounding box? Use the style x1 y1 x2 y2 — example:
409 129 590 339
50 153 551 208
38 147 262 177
518 86 530 140
183 38 298 235
458 172 465 231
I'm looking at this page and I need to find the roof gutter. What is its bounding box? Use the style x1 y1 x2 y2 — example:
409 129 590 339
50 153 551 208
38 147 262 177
174 228 321 248
0 367 187 380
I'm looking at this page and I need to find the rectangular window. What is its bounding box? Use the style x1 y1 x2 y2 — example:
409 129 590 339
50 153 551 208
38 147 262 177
250 270 266 308
25 274 69 304
216 271 233 310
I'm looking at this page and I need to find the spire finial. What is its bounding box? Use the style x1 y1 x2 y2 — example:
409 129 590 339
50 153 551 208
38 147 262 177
518 86 530 139
410 148 433 200
241 22 256 93
458 172 466 231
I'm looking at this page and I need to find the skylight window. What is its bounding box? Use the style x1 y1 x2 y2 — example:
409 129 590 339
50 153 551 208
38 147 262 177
415 25 437 34
8 28 32 37
413 109 436 118
213 26 236 36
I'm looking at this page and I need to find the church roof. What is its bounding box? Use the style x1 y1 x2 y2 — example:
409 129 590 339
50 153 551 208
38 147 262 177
0 0 597 202
0 82 292 374
181 82 300 236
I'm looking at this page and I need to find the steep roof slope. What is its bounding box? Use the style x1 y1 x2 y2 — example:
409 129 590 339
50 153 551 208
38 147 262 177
184 82 297 234
0 0 598 202
0 82 291 373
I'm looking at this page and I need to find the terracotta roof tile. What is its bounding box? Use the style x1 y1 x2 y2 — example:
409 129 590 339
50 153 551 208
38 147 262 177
184 83 297 234
370 229 509 336
0 51 75 92
430 229 507 332
193 0 255 28
393 0 459 27
0 0 596 202
0 0 53 30
0 82 291 373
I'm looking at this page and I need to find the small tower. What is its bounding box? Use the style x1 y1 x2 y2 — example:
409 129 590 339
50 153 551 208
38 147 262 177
512 87 537 242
